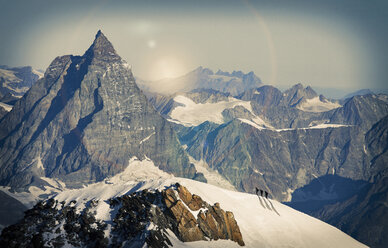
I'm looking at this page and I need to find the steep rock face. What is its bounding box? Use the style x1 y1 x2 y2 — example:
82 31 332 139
182 119 367 201
238 85 283 109
330 95 388 130
0 106 7 119
237 85 336 129
181 89 231 104
0 92 19 106
365 114 388 180
303 115 388 248
282 83 318 107
311 176 388 248
0 31 195 188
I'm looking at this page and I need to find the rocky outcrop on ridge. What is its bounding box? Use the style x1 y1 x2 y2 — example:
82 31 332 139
163 183 244 246
0 183 244 247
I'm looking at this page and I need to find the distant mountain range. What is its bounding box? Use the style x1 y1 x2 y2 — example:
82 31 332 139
342 89 374 99
0 31 386 247
137 66 263 96
0 65 43 118
147 85 388 247
0 65 43 98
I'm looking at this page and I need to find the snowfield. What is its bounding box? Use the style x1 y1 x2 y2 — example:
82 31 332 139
0 102 12 112
238 118 351 132
297 96 341 112
188 155 236 191
169 95 269 127
49 158 366 248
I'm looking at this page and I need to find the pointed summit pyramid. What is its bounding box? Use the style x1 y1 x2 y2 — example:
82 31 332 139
84 30 120 62
0 31 196 188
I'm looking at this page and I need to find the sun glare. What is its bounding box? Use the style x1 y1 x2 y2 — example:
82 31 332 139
151 56 186 80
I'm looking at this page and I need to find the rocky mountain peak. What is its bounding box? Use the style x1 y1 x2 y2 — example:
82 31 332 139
284 83 318 106
0 31 196 189
83 30 120 62
193 66 213 76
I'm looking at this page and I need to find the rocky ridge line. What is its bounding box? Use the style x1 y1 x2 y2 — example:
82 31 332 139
0 183 244 247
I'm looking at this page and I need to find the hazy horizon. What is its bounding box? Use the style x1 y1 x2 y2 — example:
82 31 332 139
1 0 387 92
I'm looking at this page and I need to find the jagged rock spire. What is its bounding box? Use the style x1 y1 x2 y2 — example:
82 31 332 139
83 30 120 62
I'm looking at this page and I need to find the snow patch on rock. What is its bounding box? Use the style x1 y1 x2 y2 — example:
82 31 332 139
0 102 12 112
297 96 341 112
170 95 256 126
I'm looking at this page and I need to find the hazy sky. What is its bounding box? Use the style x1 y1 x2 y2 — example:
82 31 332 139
0 0 387 92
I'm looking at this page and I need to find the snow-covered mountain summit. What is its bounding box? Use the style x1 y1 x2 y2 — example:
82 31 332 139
0 157 367 247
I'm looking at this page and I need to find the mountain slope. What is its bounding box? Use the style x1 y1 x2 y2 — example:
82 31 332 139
0 191 27 230
330 94 388 130
0 158 367 248
172 90 388 247
0 31 196 189
312 176 387 248
304 115 388 248
343 89 374 99
237 84 342 129
183 119 366 200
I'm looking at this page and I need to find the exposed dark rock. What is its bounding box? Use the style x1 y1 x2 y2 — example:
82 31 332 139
0 92 19 105
299 116 388 248
0 198 108 248
330 95 388 130
0 184 244 247
178 118 368 201
0 106 7 120
310 176 388 248
162 183 244 246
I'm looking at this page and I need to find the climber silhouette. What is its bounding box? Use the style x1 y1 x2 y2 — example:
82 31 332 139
265 191 269 199
256 187 264 197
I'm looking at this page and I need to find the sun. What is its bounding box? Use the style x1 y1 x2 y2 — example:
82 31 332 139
151 56 186 80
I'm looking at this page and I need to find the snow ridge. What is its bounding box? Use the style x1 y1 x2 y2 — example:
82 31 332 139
48 158 366 248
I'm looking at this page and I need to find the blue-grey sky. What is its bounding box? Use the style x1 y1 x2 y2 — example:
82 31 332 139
0 0 387 92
